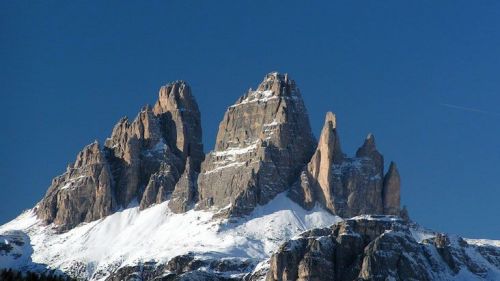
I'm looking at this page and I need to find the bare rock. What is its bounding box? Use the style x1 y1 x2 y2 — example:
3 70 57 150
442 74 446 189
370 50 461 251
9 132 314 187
289 112 343 211
37 81 203 230
197 72 316 216
139 161 181 210
290 114 393 218
37 142 115 231
355 133 384 176
168 157 198 213
153 81 204 170
105 106 166 208
383 161 401 215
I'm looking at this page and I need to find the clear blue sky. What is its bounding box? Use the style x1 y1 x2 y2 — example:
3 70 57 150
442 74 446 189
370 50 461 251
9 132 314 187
1 1 500 239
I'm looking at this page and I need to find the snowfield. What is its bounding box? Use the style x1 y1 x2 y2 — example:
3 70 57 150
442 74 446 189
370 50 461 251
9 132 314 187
0 193 341 280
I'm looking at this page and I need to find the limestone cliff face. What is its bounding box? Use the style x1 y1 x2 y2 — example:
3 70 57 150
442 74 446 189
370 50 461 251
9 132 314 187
289 112 400 217
36 81 203 230
37 142 115 231
153 82 204 170
197 72 316 216
168 157 198 213
383 162 401 215
259 217 500 281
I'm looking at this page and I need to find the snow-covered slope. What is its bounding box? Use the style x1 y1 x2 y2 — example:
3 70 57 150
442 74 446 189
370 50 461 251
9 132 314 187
0 193 341 280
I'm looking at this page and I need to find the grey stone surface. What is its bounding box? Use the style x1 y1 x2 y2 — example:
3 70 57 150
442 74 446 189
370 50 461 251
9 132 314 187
37 81 203 230
37 142 115 231
383 161 401 215
168 157 198 213
289 112 401 218
197 72 316 216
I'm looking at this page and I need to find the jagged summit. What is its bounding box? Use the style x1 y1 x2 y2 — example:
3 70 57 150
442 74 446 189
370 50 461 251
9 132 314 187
153 80 204 167
197 72 316 216
35 72 402 231
289 112 401 217
356 132 384 174
36 81 203 230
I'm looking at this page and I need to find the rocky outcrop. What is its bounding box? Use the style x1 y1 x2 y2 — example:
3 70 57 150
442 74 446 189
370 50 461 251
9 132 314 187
290 112 400 217
168 157 198 213
153 81 204 170
197 72 316 216
383 162 401 215
288 112 343 211
261 216 500 281
105 106 175 209
36 81 203 230
37 142 115 231
139 161 181 210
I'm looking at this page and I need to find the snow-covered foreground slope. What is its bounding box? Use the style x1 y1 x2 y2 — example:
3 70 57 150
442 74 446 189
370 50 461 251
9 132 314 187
0 193 341 280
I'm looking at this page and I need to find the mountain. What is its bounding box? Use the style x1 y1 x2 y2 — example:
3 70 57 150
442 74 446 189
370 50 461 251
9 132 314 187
1 72 499 281
259 217 500 281
198 72 316 217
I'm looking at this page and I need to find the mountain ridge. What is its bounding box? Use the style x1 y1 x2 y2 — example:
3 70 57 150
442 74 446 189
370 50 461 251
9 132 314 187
34 72 402 232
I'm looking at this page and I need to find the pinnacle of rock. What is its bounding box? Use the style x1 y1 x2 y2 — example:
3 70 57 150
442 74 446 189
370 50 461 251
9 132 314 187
356 133 384 176
383 161 401 215
153 81 204 169
289 116 400 218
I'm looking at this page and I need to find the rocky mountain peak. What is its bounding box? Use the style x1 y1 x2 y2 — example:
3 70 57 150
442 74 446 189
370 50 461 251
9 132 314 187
383 161 401 215
37 80 204 230
356 133 384 175
36 72 400 231
288 111 343 210
198 72 316 216
153 80 203 169
153 81 195 114
356 133 377 155
254 71 294 92
290 116 400 218
318 111 343 164
72 141 104 168
324 111 337 128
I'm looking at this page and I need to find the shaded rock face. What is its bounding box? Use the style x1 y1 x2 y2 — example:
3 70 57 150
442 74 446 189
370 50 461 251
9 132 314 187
168 157 198 213
197 72 316 216
262 217 500 281
289 113 401 217
37 142 115 230
383 162 401 215
153 82 204 170
36 81 203 230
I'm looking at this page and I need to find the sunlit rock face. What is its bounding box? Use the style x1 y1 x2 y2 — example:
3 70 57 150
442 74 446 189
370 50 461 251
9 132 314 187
289 113 401 218
197 72 316 216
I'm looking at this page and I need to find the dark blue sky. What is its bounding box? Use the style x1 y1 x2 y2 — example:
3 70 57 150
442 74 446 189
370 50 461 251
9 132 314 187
1 1 500 239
